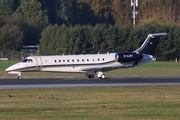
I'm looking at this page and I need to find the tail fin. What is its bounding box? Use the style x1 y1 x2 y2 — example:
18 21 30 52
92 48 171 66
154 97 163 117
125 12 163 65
134 33 168 56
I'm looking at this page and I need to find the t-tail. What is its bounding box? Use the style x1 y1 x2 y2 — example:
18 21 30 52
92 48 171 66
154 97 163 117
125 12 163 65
134 33 169 56
131 33 168 66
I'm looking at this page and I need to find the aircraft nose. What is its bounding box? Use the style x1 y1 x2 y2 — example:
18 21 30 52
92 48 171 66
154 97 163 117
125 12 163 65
6 64 18 72
6 66 12 72
6 63 25 72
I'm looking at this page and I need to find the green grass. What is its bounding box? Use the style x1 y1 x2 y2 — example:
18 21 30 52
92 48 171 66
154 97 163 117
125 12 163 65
0 60 18 70
0 86 180 120
1 61 180 119
1 61 180 78
106 61 180 77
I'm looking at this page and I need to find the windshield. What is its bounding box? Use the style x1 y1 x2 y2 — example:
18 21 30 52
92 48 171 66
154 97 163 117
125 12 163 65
21 59 28 62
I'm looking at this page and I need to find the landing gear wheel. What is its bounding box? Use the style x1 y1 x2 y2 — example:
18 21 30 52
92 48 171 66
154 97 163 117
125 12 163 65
18 76 22 80
85 73 94 79
101 74 106 79
100 74 106 79
88 75 94 78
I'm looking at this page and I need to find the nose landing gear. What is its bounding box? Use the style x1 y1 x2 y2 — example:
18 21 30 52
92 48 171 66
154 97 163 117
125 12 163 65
7 71 22 80
18 76 22 80
17 72 22 80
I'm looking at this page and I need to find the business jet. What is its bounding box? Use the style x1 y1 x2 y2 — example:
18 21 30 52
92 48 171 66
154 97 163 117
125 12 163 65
6 33 168 79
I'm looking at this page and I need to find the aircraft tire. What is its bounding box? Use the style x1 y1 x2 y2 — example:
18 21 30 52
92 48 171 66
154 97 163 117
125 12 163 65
100 74 106 79
18 76 22 80
88 75 94 78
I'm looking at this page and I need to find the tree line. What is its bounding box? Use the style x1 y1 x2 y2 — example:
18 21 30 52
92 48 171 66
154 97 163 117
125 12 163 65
0 0 180 61
39 23 180 61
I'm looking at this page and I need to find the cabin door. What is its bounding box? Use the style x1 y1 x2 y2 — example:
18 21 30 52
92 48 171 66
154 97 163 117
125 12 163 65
35 57 42 70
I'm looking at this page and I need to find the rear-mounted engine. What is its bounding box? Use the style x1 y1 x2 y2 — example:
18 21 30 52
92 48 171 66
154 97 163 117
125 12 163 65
115 52 143 63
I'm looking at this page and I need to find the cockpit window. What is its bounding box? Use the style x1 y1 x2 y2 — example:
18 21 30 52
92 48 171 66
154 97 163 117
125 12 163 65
21 59 28 62
21 59 33 63
28 59 33 63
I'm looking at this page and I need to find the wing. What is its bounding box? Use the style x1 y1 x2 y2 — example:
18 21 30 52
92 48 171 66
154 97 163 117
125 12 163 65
79 64 132 72
80 66 115 72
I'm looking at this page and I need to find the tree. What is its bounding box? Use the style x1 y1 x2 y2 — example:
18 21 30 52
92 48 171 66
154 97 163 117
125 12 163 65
39 0 57 24
54 24 68 54
0 0 19 18
14 0 49 27
111 0 132 26
90 24 104 53
39 24 59 55
53 0 77 25
0 25 23 51
76 2 94 25
139 0 180 25
91 0 112 24
13 0 49 45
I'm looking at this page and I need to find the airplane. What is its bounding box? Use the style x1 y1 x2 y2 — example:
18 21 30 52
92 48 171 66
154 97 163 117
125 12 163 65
6 33 168 80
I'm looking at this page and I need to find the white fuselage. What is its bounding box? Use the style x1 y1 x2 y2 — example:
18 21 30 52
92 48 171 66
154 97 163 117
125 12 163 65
6 53 153 74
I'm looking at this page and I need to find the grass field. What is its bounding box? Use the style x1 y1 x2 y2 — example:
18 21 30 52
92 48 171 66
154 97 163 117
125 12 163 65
0 86 180 120
1 60 180 78
1 61 180 120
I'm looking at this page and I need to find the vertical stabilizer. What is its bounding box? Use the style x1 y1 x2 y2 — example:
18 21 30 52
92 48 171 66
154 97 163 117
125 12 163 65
134 33 168 56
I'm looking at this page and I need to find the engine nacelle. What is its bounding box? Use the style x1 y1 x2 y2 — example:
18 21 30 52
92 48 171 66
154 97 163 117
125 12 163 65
115 52 143 63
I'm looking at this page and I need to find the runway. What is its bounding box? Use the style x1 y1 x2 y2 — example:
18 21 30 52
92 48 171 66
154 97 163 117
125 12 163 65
0 76 180 89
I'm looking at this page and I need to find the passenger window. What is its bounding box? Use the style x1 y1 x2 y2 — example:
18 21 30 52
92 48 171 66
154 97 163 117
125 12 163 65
77 59 79 62
54 60 57 62
102 58 105 61
63 60 65 62
59 60 61 62
82 59 84 62
72 59 74 62
98 59 100 61
67 60 69 62
87 59 89 61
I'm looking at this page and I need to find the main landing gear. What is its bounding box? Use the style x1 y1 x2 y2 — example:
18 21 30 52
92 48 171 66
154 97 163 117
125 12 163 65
86 74 94 78
96 71 106 79
86 71 106 79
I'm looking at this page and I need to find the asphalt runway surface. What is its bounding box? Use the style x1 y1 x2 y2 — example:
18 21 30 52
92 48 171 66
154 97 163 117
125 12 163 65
0 76 180 89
